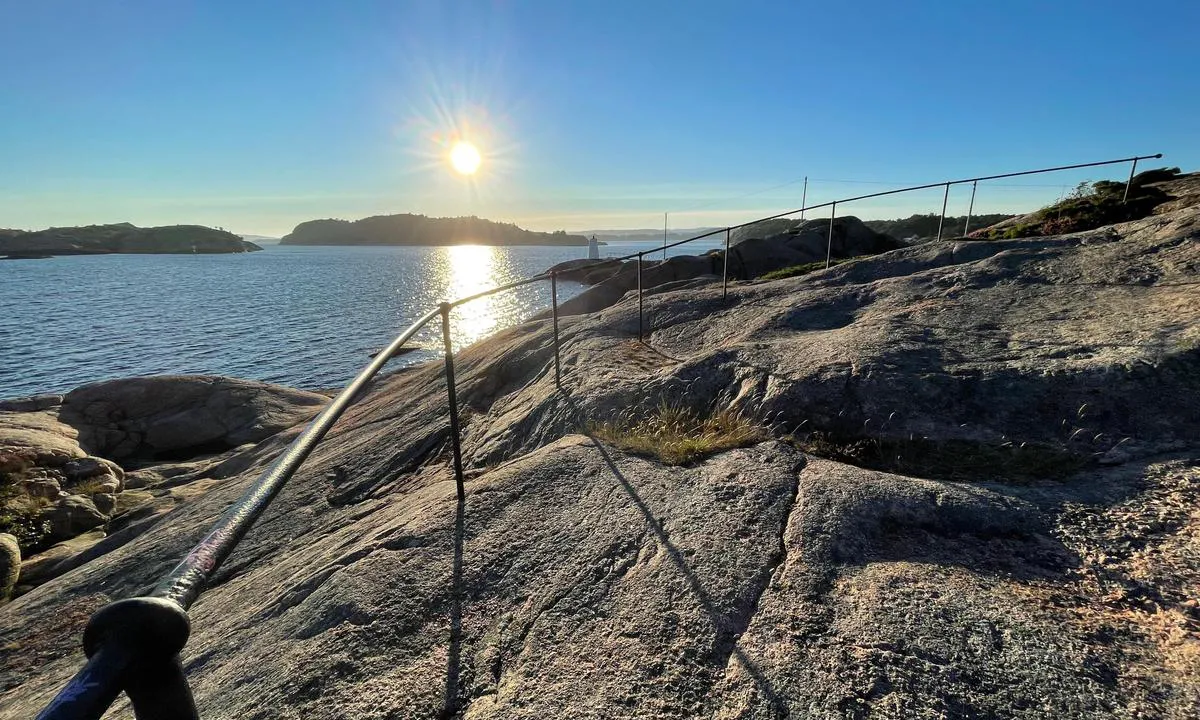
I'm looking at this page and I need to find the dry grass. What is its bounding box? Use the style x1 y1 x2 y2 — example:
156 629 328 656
590 402 766 465
67 477 117 495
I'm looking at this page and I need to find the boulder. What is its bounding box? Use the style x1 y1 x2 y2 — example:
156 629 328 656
121 471 154 490
726 215 902 279
19 478 63 499
62 456 124 491
59 375 328 460
42 495 108 540
543 254 724 318
0 533 18 600
90 493 117 516
13 529 106 588
0 395 63 413
0 410 86 462
62 456 122 481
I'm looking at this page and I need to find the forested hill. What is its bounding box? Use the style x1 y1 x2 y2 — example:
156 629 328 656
279 214 588 246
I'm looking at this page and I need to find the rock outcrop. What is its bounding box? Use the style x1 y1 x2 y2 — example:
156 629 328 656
59 376 328 461
0 223 259 259
0 377 328 588
546 216 902 318
1 202 1198 717
974 168 1198 239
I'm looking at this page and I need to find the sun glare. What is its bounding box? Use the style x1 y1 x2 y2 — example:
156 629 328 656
450 141 482 175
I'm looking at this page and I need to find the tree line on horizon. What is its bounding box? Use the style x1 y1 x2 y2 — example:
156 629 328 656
279 213 589 247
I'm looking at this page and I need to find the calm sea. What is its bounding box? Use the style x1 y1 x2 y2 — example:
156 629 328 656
0 240 724 399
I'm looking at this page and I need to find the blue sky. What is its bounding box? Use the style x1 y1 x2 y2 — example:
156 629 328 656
1 0 1196 235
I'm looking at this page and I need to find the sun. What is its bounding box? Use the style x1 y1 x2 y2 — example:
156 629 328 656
449 141 482 175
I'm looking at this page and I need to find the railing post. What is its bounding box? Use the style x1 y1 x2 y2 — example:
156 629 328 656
963 180 978 237
825 202 837 269
1123 157 1140 203
722 227 731 300
936 182 951 241
663 212 668 261
800 176 808 219
636 253 644 342
550 272 561 386
440 303 465 501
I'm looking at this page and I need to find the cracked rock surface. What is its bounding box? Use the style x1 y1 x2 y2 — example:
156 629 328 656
2 205 1198 717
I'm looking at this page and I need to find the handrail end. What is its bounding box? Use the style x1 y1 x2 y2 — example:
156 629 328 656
84 596 191 659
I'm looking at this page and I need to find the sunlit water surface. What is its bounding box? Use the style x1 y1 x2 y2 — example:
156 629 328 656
0 240 723 397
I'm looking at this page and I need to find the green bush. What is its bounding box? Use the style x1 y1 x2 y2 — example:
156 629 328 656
980 167 1177 240
0 455 53 551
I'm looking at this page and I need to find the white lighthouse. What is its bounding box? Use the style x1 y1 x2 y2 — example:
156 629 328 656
587 235 599 260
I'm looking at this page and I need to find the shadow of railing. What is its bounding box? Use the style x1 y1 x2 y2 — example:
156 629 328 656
585 435 791 716
441 497 465 718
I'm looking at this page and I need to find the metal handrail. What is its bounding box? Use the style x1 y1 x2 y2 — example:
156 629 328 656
36 306 444 720
35 152 1162 719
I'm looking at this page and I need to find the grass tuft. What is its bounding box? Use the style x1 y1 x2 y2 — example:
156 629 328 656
757 255 867 281
590 402 766 465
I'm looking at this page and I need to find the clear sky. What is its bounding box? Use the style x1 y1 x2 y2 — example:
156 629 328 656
1 0 1196 236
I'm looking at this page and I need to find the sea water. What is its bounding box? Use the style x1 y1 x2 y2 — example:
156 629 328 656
0 239 724 398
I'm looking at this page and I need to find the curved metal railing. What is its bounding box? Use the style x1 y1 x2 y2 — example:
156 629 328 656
35 152 1161 719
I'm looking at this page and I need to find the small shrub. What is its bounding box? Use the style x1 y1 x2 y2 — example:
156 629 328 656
590 402 766 465
0 493 52 551
1 458 54 551
982 169 1174 240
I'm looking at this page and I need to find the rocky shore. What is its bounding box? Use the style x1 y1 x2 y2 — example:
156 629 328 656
1 175 1197 718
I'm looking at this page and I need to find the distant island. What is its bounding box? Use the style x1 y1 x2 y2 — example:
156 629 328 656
279 214 589 247
0 223 260 259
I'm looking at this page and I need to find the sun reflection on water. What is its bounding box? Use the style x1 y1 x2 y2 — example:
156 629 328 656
441 244 510 348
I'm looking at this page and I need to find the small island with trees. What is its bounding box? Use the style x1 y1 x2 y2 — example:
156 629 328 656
279 213 589 247
0 223 260 259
